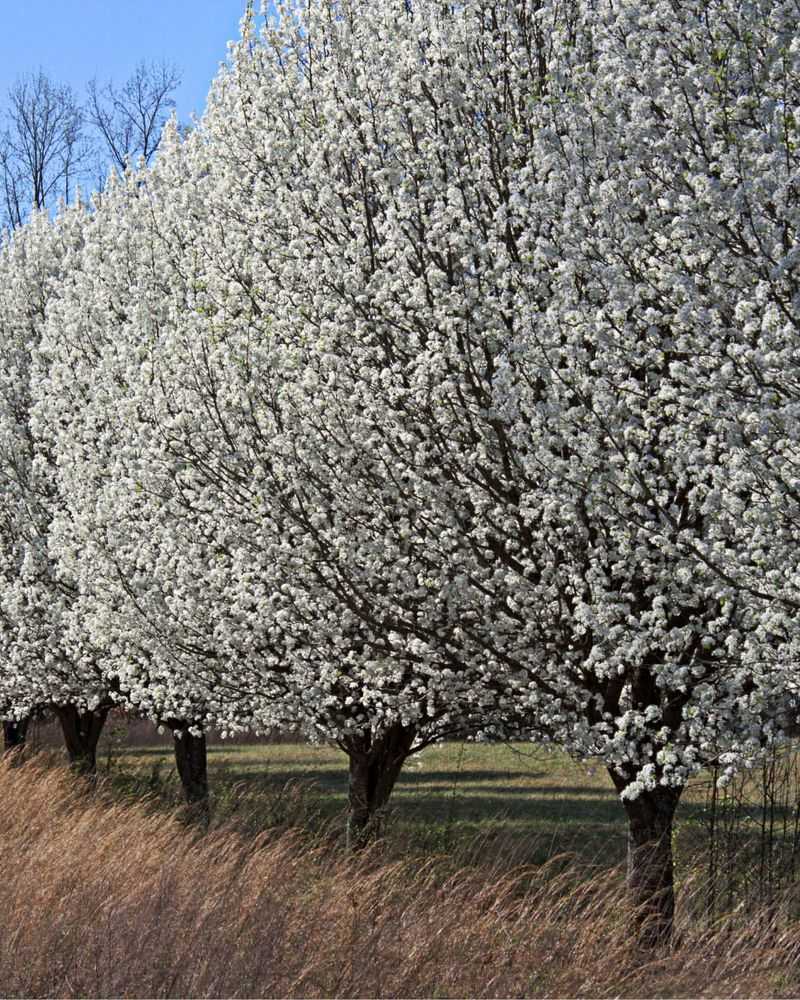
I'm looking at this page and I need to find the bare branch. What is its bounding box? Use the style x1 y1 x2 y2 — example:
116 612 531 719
1 70 90 228
87 60 182 175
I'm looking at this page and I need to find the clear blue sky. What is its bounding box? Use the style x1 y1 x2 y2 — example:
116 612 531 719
0 1 262 124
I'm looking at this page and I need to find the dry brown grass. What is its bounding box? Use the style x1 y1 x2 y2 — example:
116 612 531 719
0 757 799 998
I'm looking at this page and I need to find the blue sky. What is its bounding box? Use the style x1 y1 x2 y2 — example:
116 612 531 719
0 1 259 124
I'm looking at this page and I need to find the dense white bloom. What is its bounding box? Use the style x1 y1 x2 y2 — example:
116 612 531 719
30 0 796 793
0 203 114 719
4 0 796 925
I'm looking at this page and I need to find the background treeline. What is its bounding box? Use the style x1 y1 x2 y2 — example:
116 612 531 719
0 61 181 229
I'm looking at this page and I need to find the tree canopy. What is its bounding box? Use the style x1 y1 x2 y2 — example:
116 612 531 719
1 0 798 943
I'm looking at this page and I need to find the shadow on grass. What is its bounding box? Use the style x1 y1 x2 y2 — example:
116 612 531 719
111 752 711 820
103 743 724 872
119 744 299 759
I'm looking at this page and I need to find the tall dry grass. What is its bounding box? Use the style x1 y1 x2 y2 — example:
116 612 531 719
0 757 799 998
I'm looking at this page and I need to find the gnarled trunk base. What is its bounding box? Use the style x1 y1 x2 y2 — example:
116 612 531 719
3 715 30 757
610 769 682 948
168 722 210 825
55 703 110 777
343 722 417 849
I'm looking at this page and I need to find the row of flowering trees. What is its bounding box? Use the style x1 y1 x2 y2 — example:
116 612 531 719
0 0 797 946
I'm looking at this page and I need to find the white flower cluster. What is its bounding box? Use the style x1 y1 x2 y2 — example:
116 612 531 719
0 0 797 802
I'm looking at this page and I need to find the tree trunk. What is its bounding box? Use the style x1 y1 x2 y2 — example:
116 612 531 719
610 769 682 948
3 715 30 756
343 722 417 849
55 703 110 776
168 722 210 825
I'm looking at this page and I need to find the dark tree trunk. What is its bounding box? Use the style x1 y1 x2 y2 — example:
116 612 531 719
167 721 210 824
3 715 30 756
610 769 682 948
343 722 417 849
55 703 110 776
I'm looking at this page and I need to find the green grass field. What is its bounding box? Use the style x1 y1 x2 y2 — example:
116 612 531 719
99 735 722 873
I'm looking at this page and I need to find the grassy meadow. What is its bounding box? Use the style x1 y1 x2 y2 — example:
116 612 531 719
109 737 630 864
4 723 800 997
37 718 800 883
97 729 768 873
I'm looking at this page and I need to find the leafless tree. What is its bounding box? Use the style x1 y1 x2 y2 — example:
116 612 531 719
0 71 89 229
87 60 181 176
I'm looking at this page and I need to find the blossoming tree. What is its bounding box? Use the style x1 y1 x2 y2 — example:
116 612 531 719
188 0 794 941
41 92 509 840
33 155 227 806
0 203 117 772
5 0 796 947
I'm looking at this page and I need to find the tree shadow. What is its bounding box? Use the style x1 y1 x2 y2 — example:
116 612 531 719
110 743 718 869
